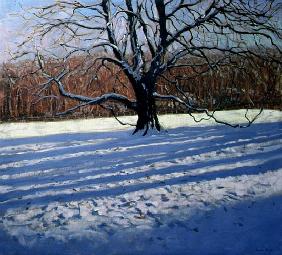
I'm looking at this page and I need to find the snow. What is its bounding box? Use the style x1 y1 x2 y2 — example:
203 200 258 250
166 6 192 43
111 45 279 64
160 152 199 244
0 109 279 139
0 109 281 255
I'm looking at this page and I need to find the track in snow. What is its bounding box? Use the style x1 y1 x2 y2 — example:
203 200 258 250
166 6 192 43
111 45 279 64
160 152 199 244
0 119 282 255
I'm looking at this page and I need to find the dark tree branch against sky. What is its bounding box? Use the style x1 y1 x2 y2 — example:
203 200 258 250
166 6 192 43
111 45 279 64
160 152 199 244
5 0 282 134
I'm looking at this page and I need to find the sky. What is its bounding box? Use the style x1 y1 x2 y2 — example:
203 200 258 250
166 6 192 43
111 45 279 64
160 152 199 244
0 0 49 17
0 0 54 62
0 0 281 63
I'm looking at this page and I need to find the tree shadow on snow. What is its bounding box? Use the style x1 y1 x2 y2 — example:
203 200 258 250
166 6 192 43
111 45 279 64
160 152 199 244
0 121 281 209
0 194 281 255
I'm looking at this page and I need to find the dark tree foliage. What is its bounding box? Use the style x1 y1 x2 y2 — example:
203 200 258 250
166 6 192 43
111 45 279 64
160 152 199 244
14 0 282 134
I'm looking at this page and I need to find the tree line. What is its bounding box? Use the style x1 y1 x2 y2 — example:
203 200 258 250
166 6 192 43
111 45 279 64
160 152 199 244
0 55 281 121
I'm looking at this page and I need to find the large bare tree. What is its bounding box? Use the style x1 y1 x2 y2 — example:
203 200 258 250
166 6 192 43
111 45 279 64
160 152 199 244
14 0 281 134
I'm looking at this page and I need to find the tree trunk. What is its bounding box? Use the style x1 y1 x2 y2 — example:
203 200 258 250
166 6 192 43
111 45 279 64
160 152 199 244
133 84 160 135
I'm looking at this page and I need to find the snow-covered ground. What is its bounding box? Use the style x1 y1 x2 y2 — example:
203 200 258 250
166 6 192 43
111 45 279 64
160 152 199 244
0 110 281 255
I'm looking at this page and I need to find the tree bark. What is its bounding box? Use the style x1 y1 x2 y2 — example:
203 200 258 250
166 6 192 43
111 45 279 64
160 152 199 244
133 83 160 135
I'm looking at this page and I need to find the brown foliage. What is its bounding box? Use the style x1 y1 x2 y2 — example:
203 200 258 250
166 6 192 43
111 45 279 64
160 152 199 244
0 56 281 121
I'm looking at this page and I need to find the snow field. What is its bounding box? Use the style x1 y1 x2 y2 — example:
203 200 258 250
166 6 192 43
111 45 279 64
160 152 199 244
0 110 282 255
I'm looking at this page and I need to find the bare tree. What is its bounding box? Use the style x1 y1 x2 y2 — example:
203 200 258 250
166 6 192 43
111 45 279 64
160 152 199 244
14 0 282 134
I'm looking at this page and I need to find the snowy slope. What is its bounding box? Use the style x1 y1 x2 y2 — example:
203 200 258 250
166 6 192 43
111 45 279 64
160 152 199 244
0 110 281 255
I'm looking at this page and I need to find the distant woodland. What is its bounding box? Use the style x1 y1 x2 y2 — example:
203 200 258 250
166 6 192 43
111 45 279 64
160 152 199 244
0 55 281 121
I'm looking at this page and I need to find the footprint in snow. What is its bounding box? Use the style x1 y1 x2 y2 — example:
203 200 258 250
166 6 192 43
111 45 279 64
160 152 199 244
169 205 179 210
161 194 169 202
119 201 136 208
164 187 173 193
139 195 150 201
145 202 155 207
180 193 189 198
113 147 124 151
119 197 127 203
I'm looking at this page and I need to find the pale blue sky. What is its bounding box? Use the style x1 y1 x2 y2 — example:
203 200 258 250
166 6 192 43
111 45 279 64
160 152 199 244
0 0 54 61
0 0 50 18
0 0 281 63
